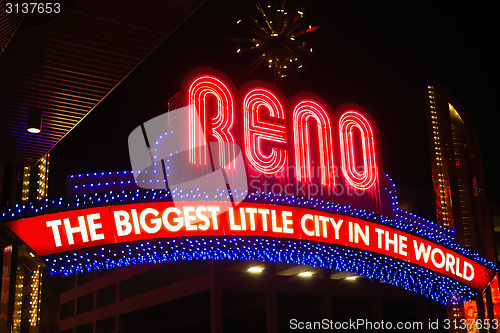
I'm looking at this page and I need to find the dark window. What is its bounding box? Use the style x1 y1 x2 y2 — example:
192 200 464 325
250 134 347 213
60 300 74 320
97 285 116 308
96 317 115 333
60 275 76 292
76 323 93 333
77 293 94 314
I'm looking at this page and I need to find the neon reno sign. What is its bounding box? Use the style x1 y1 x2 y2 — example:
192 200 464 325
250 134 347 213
5 201 491 291
3 68 496 304
185 71 378 191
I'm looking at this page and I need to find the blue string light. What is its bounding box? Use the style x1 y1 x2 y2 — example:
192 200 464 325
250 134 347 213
42 236 478 304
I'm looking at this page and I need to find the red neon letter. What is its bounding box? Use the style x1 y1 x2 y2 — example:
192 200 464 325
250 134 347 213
188 75 236 169
339 111 378 190
243 88 287 174
293 100 335 186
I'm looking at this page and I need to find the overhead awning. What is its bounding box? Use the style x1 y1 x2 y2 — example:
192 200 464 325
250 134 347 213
0 0 205 166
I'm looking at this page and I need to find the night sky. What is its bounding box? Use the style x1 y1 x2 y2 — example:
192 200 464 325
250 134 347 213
53 0 500 206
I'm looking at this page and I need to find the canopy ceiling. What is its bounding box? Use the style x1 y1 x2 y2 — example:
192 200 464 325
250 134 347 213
0 0 204 166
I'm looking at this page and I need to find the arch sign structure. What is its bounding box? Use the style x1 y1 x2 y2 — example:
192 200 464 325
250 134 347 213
2 68 496 305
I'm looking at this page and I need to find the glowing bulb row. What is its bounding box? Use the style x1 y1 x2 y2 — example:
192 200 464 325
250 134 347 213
12 275 24 331
29 269 41 326
22 166 30 202
428 86 450 228
37 154 49 201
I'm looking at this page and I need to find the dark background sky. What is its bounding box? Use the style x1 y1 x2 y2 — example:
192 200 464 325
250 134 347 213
53 0 500 208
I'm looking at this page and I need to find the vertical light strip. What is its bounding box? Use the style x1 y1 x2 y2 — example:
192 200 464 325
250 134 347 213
45 153 50 197
21 166 30 202
29 267 41 327
37 153 49 201
12 270 23 332
37 269 42 327
428 85 449 228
